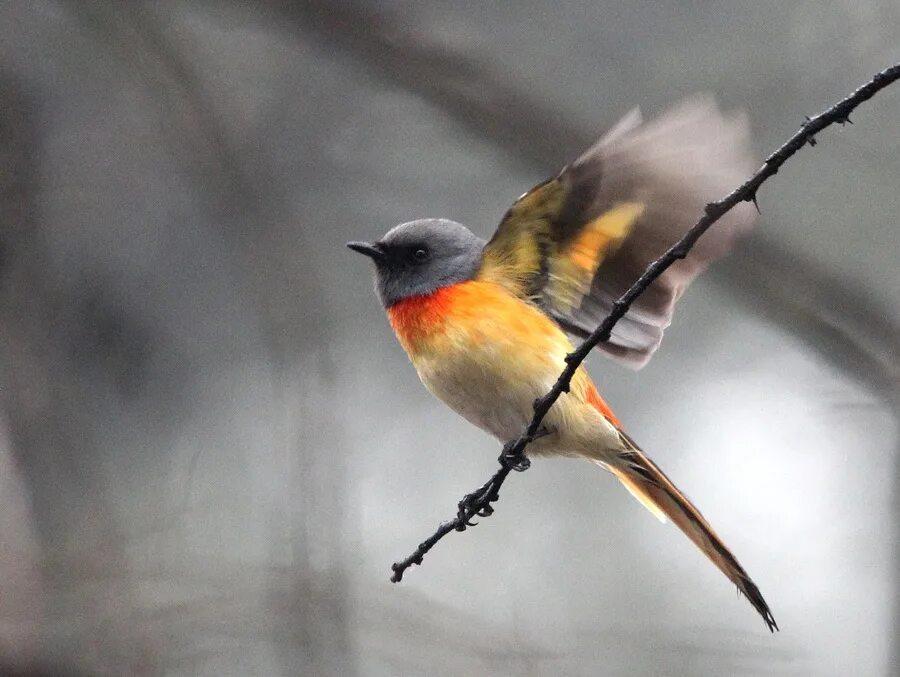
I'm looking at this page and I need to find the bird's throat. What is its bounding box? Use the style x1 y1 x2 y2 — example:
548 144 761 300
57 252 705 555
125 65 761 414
386 285 458 353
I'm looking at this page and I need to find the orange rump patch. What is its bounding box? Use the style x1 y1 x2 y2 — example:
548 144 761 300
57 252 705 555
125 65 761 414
585 382 620 427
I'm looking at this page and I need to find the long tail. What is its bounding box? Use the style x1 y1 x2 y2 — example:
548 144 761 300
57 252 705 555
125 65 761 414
603 430 778 632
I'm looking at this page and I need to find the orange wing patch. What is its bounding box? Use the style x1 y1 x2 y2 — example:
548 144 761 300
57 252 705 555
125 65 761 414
569 203 643 270
546 202 644 315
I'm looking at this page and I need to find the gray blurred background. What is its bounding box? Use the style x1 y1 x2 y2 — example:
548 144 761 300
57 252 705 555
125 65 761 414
0 1 898 675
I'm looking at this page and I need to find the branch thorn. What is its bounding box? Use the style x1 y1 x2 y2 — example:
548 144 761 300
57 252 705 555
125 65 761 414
748 193 761 214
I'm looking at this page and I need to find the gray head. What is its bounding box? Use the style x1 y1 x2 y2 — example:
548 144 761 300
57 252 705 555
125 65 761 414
347 219 485 307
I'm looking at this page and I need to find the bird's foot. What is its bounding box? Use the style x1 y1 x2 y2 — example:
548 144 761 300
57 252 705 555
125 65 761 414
457 479 496 524
498 441 531 472
497 426 551 471
457 428 549 524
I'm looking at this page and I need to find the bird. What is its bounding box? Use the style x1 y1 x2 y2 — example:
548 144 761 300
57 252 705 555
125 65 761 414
347 97 777 632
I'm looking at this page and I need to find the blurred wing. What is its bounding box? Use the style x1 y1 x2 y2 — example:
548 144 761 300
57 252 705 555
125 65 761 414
478 96 757 368
477 174 642 314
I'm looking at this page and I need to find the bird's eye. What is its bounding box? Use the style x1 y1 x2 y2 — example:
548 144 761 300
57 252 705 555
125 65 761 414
411 247 429 263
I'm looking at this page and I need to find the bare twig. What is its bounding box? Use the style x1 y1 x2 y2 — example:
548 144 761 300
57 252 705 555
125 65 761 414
391 62 900 583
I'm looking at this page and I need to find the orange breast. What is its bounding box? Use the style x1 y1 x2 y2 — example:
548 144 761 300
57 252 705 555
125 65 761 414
387 281 557 351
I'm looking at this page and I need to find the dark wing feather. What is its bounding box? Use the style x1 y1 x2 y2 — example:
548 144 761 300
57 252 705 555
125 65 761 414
478 96 756 368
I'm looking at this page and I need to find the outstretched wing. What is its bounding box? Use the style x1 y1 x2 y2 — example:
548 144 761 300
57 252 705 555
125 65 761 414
477 96 757 368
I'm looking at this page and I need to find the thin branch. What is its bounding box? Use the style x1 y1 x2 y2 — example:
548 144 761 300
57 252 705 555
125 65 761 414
391 62 900 582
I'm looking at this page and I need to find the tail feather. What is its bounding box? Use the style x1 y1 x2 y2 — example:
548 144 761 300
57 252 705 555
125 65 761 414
606 430 778 632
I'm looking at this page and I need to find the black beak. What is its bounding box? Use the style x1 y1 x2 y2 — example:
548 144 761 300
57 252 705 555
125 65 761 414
346 241 385 261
